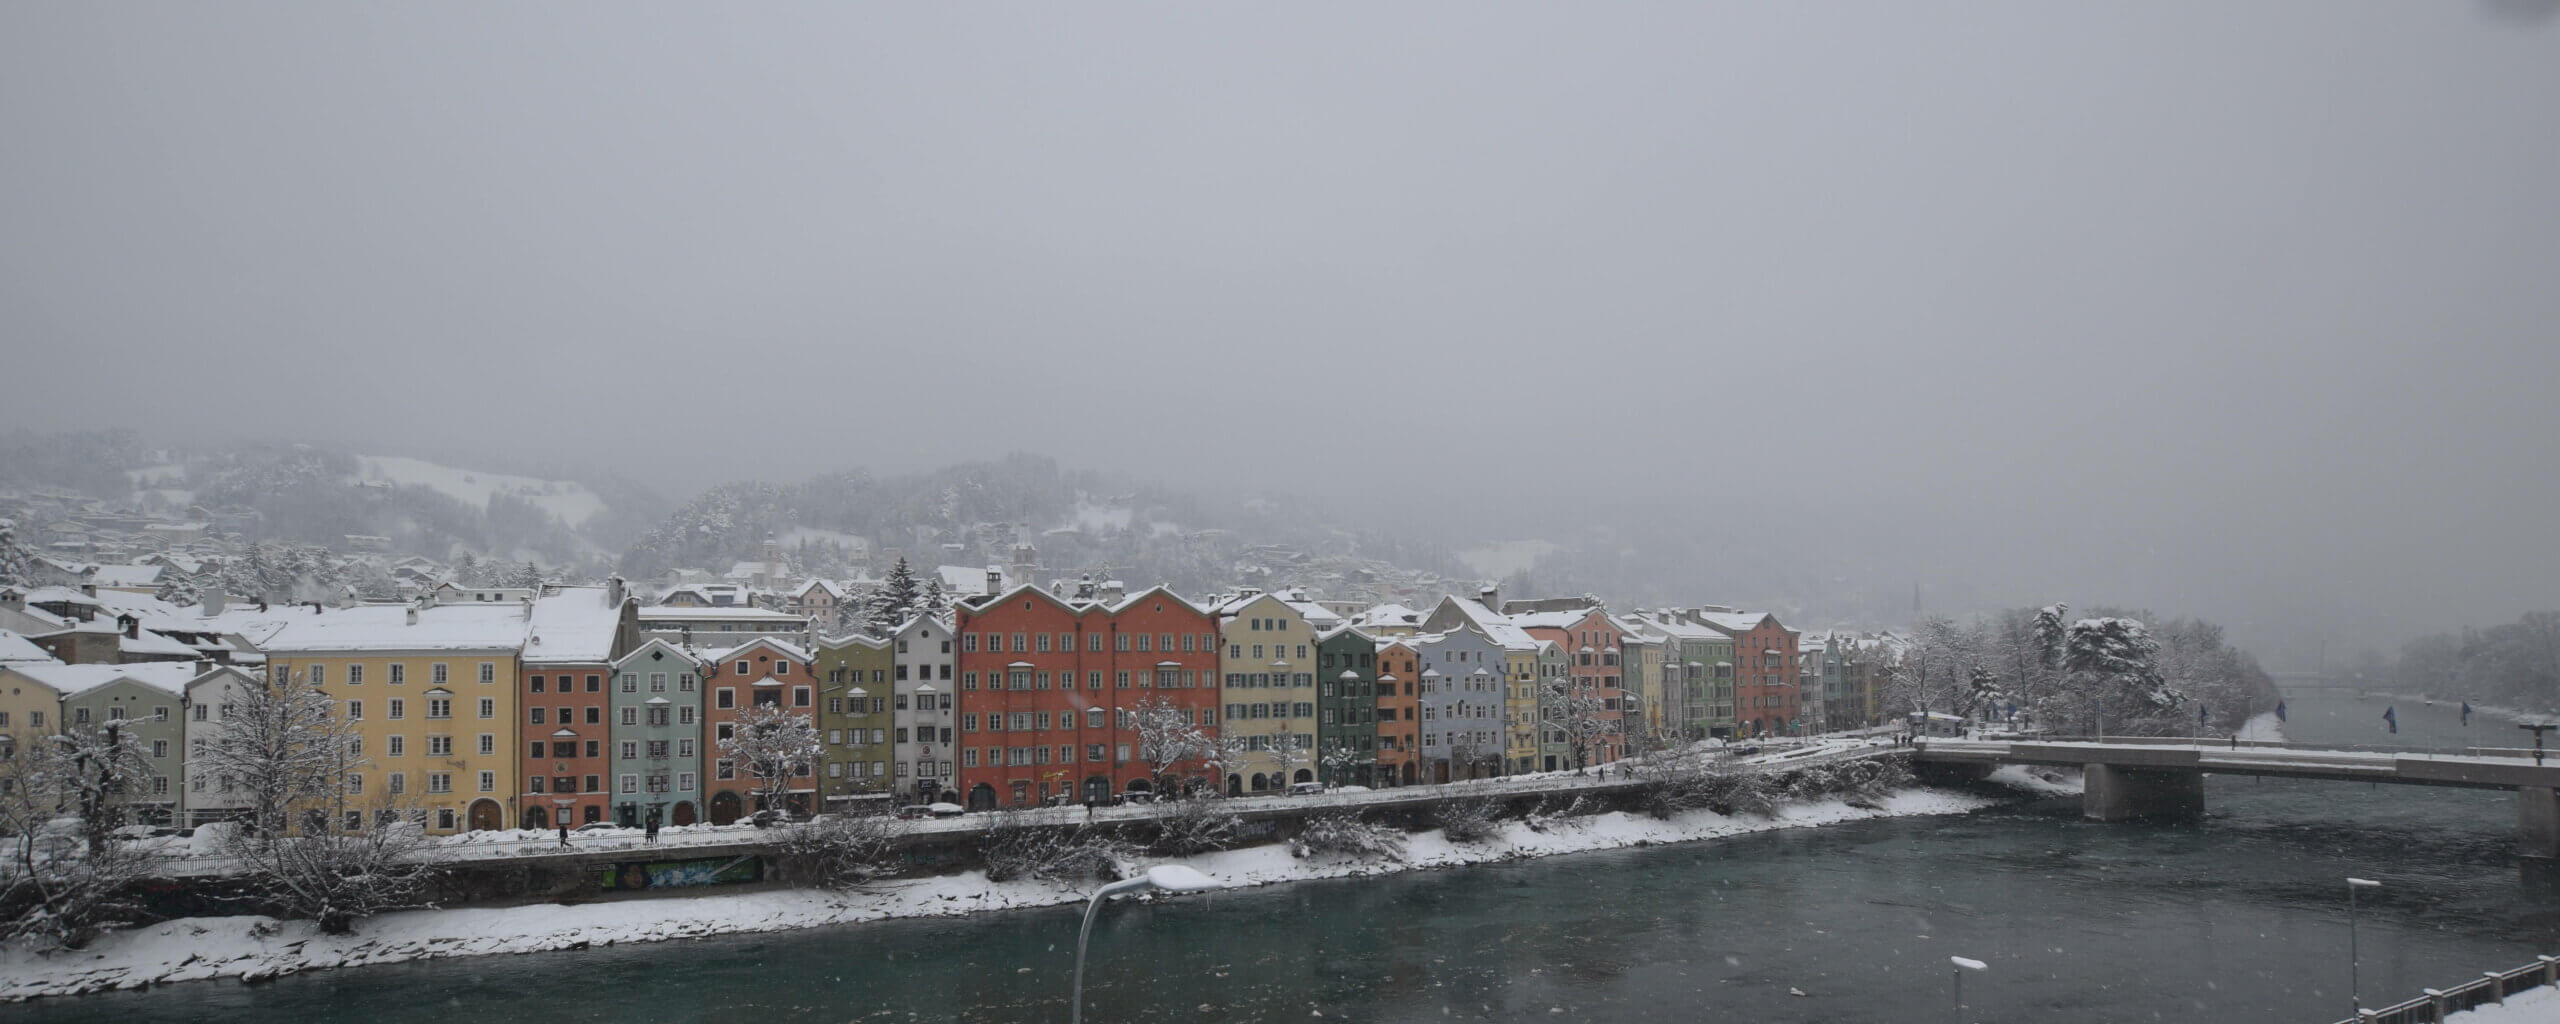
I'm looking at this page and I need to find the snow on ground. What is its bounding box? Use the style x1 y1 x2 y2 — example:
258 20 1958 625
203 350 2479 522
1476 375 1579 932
1985 764 2083 796
2237 711 2286 742
0 787 1999 1002
354 455 605 527
2445 983 2560 1023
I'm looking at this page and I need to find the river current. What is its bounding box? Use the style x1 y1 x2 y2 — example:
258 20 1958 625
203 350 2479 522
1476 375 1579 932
17 688 2558 1023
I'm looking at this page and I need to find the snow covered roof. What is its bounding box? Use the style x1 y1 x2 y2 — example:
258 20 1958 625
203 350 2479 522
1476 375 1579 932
613 637 704 670
635 606 804 621
4 660 203 698
1350 602 1422 627
264 603 533 653
937 564 1010 597
524 586 626 665
795 579 848 599
709 637 811 663
23 587 103 608
0 631 57 664
1694 611 1777 635
118 628 201 658
1436 597 1540 650
87 564 164 588
1505 608 1602 631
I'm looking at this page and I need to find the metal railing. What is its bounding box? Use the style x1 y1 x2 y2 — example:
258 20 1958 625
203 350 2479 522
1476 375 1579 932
2330 955 2559 1024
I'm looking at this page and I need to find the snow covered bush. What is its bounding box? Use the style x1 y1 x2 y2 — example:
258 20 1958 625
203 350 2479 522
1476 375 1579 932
1434 797 1502 844
1146 797 1243 856
0 723 154 950
1292 813 1406 862
978 811 1129 884
779 812 904 890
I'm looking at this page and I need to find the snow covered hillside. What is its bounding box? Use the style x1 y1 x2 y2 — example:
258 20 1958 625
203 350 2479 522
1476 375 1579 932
356 455 606 527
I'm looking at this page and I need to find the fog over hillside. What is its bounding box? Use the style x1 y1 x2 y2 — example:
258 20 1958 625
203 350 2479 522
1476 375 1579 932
6 4 2557 670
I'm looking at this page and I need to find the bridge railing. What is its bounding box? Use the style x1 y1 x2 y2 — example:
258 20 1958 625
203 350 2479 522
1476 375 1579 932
2330 955 2558 1024
1964 734 2547 762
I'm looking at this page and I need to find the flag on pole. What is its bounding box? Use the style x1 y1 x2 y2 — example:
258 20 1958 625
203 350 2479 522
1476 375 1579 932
2384 706 2398 734
2462 701 2473 726
2199 704 2210 725
2275 700 2287 722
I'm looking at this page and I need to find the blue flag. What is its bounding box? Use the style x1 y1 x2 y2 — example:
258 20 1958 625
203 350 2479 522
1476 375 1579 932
2384 706 2398 734
2462 701 2473 726
2275 700 2287 722
2199 704 2210 725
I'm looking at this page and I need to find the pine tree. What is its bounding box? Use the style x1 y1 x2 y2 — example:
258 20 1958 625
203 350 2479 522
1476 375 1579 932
867 557 922 635
452 552 480 587
508 560 544 588
0 518 32 590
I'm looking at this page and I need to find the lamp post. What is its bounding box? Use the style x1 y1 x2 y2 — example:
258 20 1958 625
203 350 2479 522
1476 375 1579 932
1071 865 1221 1024
2348 877 2382 1017
1950 955 1986 1021
2521 723 2555 766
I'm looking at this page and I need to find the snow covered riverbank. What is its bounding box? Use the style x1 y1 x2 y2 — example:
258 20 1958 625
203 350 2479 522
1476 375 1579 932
0 787 2000 1003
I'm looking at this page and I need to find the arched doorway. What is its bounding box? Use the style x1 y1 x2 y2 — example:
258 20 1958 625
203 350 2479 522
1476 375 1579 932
1432 762 1449 784
583 804 601 824
1400 762 1416 785
1124 778 1153 795
1226 774 1242 797
672 801 697 826
1249 773 1269 793
1292 769 1314 784
466 799 503 832
967 783 997 811
709 791 744 825
1083 776 1110 804
523 806 549 830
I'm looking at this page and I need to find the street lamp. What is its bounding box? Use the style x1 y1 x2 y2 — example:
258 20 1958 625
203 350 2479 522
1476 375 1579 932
1950 955 1986 1021
2348 877 2382 1017
2521 722 2555 766
1071 865 1222 1024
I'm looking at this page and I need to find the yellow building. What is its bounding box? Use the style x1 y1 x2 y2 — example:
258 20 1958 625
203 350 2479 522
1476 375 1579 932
261 596 530 834
1210 590 1319 794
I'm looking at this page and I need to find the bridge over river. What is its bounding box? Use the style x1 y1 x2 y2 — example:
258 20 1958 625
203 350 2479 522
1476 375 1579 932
1914 736 2560 857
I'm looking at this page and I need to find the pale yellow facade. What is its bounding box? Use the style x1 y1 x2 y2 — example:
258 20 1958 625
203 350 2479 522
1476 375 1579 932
1501 647 1540 773
0 668 64 764
260 651 521 834
1215 594 1318 793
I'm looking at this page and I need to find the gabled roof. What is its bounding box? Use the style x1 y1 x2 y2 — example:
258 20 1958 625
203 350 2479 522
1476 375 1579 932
524 586 626 665
0 631 58 664
5 660 202 698
1431 596 1540 650
795 579 848 599
613 637 705 669
709 636 812 663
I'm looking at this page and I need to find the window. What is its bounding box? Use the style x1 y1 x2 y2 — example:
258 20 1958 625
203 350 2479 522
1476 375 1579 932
621 673 638 693
680 706 695 725
310 664 327 685
479 663 495 685
479 698 495 719
736 661 750 675
649 672 666 692
716 759 736 780
621 707 638 725
679 739 694 757
428 698 452 719
621 774 639 794
531 675 546 694
389 663 405 685
717 688 735 709
429 773 453 794
388 698 406 720
429 735 453 756
388 735 404 756
775 661 789 676
347 699 364 720
347 664 364 685
346 773 363 795
478 771 495 793
530 775 547 794
678 771 697 793
389 772 405 794
531 707 547 725
432 663 449 685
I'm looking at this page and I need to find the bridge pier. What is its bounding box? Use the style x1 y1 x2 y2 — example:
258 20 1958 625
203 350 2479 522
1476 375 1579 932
2522 787 2560 861
2082 763 2204 822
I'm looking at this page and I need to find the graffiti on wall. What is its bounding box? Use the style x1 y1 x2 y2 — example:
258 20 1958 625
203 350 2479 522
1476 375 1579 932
598 855 761 891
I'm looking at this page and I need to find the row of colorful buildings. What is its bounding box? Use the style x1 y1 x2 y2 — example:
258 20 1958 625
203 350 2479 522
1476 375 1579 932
1 574 1909 834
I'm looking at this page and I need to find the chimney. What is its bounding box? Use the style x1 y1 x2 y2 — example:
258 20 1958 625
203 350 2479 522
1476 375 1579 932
405 604 420 626
194 658 213 676
1478 583 1499 610
607 574 627 608
121 614 140 639
520 594 534 619
202 589 226 615
80 582 98 599
986 565 1002 596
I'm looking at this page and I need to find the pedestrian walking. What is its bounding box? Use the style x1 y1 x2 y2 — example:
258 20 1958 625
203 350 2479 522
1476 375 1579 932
645 811 661 845
558 823 570 848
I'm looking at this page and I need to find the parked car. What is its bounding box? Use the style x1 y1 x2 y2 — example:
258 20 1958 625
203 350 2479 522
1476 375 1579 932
1288 781 1327 796
896 805 935 820
572 822 627 834
926 802 966 818
1122 792 1159 805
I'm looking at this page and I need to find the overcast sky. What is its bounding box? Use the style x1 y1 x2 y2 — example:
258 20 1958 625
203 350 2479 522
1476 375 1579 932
3 3 2555 659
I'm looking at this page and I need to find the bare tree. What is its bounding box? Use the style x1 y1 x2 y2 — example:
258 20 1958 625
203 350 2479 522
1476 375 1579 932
1268 730 1312 788
0 736 151 950
191 675 345 839
1127 696 1203 795
1319 740 1364 788
1546 680 1617 774
779 808 904 890
720 701 823 816
1201 730 1253 796
227 793 437 935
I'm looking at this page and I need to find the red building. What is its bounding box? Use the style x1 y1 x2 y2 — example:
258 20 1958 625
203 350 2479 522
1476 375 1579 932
701 637 818 823
1373 639 1421 786
1513 607 1628 765
1701 612 1801 738
518 585 638 830
953 585 1222 809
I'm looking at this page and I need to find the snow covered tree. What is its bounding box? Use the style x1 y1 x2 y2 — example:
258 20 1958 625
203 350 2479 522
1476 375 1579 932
915 576 950 618
2066 616 2182 728
0 518 33 590
154 572 201 608
1320 740 1365 788
507 560 544 588
200 672 438 933
0 737 152 950
866 558 923 637
450 552 481 587
1201 730 1254 795
192 674 351 839
1546 680 1617 774
1127 696 1204 795
719 701 823 815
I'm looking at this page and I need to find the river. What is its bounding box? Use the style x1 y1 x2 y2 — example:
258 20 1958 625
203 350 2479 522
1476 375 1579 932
16 687 2559 1023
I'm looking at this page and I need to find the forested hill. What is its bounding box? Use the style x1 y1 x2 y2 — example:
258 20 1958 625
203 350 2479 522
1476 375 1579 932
615 453 1467 596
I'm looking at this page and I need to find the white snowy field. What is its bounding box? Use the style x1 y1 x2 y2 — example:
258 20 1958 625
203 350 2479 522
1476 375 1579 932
0 787 1998 1002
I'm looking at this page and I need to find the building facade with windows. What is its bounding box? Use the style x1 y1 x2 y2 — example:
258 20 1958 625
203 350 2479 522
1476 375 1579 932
1315 625 1378 788
260 597 531 834
890 614 958 804
517 586 638 829
607 638 705 827
1372 639 1421 786
814 635 894 811
1210 590 1318 795
701 637 816 822
1512 607 1629 765
1408 630 1506 783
